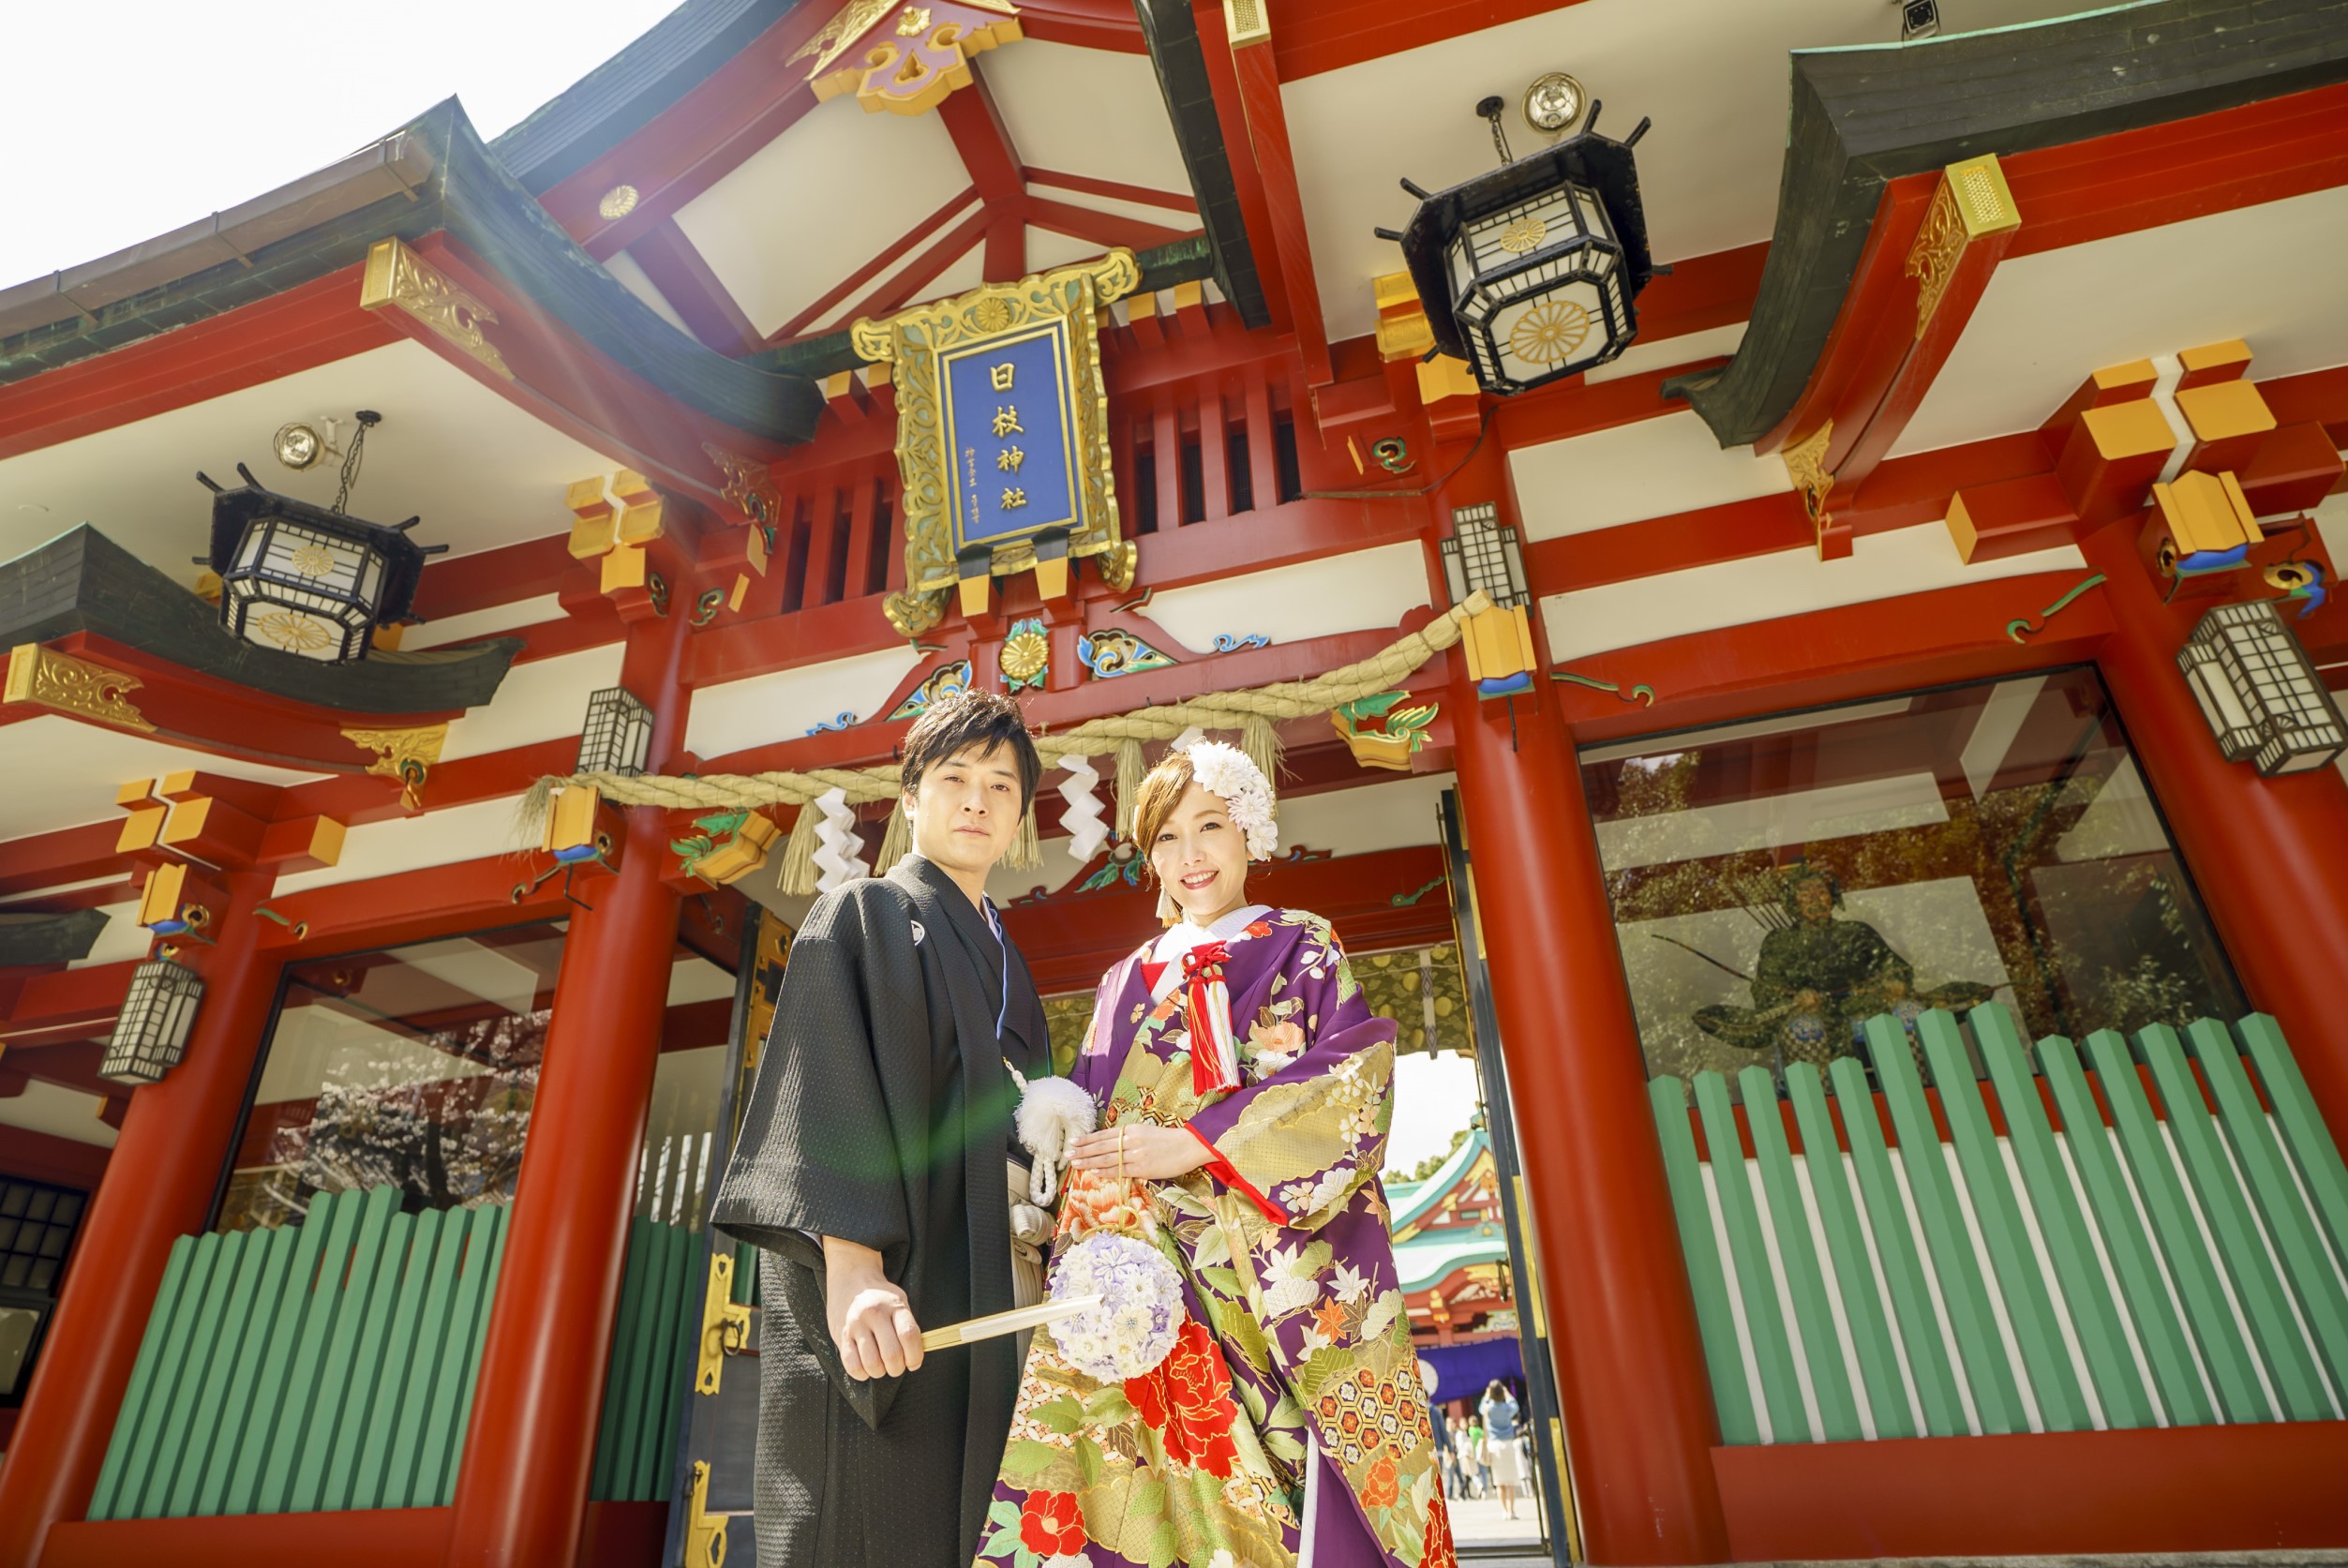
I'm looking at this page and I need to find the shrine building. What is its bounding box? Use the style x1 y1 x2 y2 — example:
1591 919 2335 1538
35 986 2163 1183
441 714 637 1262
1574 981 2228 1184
2 2 2348 1565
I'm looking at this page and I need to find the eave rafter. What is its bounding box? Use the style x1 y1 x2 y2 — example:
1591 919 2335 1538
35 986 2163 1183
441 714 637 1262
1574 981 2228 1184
1670 0 2348 455
526 0 1199 363
1753 77 2348 557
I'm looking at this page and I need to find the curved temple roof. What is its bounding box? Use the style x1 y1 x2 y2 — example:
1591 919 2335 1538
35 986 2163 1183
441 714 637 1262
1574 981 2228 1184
1666 0 2348 449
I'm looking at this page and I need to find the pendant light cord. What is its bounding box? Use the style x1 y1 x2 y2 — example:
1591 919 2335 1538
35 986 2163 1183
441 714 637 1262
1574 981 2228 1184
334 410 382 514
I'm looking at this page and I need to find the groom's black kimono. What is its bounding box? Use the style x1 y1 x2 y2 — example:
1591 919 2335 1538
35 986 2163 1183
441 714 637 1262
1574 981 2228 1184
711 854 1049 1568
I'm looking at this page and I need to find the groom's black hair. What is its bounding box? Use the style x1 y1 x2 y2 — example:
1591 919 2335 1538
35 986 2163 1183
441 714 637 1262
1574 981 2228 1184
899 688 1042 811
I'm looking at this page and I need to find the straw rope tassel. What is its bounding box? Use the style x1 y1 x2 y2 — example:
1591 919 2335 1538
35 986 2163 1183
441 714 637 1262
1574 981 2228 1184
776 802 825 897
873 798 913 875
522 595 1490 822
1006 798 1041 871
1240 713 1280 785
1114 739 1146 842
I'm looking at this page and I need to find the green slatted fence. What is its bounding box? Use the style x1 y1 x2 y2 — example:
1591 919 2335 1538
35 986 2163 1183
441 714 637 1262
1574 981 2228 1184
92 1190 509 1519
590 1216 704 1502
1649 1004 2348 1444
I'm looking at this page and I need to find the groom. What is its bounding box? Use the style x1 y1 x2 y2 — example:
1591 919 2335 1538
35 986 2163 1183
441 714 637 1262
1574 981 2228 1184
712 689 1051 1568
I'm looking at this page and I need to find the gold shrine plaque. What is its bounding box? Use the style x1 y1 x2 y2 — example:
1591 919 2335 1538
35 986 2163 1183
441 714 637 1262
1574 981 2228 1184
851 252 1140 635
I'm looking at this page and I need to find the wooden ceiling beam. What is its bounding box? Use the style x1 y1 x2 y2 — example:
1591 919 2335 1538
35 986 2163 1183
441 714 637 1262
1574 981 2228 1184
1201 2 1331 384
1025 168 1199 216
0 265 396 462
625 219 767 356
770 188 981 343
840 207 996 327
1024 198 1198 254
938 68 1030 283
1267 0 1591 82
538 4 843 255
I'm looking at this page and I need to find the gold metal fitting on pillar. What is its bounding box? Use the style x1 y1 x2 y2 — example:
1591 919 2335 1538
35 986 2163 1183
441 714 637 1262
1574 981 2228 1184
696 1251 753 1396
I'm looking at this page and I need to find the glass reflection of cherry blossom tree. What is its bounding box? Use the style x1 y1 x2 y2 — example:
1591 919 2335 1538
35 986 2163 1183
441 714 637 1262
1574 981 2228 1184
300 1007 547 1216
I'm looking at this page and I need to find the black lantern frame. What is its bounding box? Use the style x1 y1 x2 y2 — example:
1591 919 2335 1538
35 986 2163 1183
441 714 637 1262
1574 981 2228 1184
1390 109 1656 396
1441 502 1530 610
199 467 441 664
100 956 205 1085
2176 599 2348 775
578 686 655 776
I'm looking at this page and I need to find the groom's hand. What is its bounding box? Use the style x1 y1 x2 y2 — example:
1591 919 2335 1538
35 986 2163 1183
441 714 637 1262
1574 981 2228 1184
821 1236 924 1380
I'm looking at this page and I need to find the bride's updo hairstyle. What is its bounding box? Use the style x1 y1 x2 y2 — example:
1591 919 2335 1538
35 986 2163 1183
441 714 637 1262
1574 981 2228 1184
1128 749 1199 883
1130 742 1280 869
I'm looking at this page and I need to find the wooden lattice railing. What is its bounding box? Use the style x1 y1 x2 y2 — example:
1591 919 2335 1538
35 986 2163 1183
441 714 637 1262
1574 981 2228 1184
91 1189 705 1517
1648 1005 2348 1443
92 1188 508 1519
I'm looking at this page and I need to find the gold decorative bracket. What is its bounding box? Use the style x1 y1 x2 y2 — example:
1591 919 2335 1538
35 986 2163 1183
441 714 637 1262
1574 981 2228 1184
853 251 1140 637
792 0 1022 116
342 724 447 811
1783 419 1833 521
684 1459 729 1568
695 1250 753 1396
5 644 156 733
1906 155 2019 339
362 238 515 381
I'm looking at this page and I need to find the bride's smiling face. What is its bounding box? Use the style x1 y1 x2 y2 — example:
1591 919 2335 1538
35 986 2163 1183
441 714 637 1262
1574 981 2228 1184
1149 782 1249 924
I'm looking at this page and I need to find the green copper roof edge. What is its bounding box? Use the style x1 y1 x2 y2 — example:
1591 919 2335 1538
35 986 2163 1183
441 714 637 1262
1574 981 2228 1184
435 106 825 445
1391 1125 1491 1232
490 0 808 195
1393 1230 1511 1295
1666 0 2348 450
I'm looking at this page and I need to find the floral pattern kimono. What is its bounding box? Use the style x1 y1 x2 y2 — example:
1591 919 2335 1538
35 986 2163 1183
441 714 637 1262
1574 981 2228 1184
977 905 1455 1568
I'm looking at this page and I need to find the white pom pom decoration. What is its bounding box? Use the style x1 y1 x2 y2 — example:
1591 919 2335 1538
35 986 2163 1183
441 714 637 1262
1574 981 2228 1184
1012 1069 1098 1204
1048 1232 1185 1381
812 786 870 894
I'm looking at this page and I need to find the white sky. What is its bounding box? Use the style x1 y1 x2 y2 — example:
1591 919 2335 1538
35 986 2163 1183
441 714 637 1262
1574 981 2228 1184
0 0 1504 1185
0 0 680 288
1384 1051 1485 1179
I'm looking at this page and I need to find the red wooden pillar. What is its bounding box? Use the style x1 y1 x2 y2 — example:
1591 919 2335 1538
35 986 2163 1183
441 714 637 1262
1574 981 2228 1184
1438 435 1729 1564
2084 523 2348 1130
1448 664 1732 1564
443 607 691 1568
0 874 279 1568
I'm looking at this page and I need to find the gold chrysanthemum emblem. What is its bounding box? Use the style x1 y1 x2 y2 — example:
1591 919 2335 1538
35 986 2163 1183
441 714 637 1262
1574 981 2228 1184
1000 625 1049 687
1498 217 1547 255
1508 299 1591 366
972 297 1015 334
253 610 336 654
286 542 336 578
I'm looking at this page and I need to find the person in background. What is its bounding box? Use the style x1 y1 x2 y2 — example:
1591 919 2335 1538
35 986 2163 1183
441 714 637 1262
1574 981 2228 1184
1440 1412 1466 1499
1466 1413 1488 1501
1480 1379 1523 1521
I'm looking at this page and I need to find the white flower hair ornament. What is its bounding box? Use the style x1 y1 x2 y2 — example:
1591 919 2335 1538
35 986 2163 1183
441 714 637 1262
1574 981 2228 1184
1182 740 1279 860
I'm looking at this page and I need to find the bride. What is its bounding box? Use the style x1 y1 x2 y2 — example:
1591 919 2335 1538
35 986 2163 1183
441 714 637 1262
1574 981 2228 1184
976 742 1455 1568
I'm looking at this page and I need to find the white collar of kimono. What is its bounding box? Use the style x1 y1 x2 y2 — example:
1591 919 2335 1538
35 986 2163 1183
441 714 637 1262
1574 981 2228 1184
1144 903 1271 1002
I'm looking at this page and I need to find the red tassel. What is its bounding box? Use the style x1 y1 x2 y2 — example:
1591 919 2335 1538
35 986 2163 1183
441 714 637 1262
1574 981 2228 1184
1180 942 1240 1097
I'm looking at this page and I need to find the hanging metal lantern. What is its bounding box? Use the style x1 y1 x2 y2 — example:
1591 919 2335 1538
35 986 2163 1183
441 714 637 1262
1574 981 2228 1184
1384 95 1656 396
1441 503 1530 610
197 443 441 664
2176 598 2348 775
578 686 655 776
100 956 205 1085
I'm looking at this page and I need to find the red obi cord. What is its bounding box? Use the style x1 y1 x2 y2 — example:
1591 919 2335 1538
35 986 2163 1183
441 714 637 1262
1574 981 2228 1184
1185 1126 1291 1224
1180 941 1241 1097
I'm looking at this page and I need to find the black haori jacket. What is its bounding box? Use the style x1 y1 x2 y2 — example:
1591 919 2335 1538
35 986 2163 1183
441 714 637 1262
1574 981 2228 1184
712 853 1049 1568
